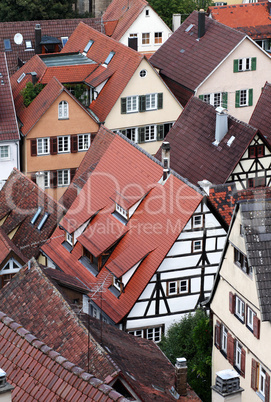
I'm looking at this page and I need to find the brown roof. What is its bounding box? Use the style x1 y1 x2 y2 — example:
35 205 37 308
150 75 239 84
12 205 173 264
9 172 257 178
155 97 259 186
0 18 102 75
43 267 91 293
208 183 238 227
150 11 245 92
0 227 27 266
0 169 65 260
0 52 20 142
0 309 127 401
249 82 271 145
208 2 271 40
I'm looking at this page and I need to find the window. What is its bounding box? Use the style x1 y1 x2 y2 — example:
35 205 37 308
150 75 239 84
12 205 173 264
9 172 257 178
221 325 227 354
168 281 177 295
147 327 162 342
167 279 189 296
252 360 270 399
146 93 157 110
37 138 49 155
58 169 70 186
61 37 68 47
116 203 128 219
234 247 250 275
4 39 11 51
0 145 10 160
145 125 155 141
31 207 42 225
126 96 138 113
104 51 115 65
200 92 227 108
248 144 264 158
113 276 121 291
247 306 256 331
44 171 50 188
193 215 203 228
78 134 90 151
37 212 49 230
129 33 137 38
129 329 144 338
140 69 147 78
193 240 202 252
248 177 266 188
260 366 266 397
66 232 73 246
58 136 70 153
235 296 245 322
58 101 69 119
25 40 33 49
234 57 256 72
145 9 150 16
235 89 253 108
83 40 94 54
142 33 150 45
234 341 242 371
154 32 162 44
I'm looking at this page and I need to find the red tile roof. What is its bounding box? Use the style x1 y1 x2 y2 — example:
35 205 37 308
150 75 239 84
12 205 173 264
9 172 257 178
155 97 260 186
0 227 27 265
150 11 245 94
249 82 271 145
208 2 271 40
0 309 127 401
42 126 203 324
0 52 20 142
208 184 238 227
0 169 65 260
40 63 98 83
103 0 148 41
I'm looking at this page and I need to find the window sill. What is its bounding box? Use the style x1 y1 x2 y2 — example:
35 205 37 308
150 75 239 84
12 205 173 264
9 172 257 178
0 158 10 162
256 391 265 401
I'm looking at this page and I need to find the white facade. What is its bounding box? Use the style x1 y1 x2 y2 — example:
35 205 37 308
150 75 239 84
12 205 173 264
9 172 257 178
0 141 20 189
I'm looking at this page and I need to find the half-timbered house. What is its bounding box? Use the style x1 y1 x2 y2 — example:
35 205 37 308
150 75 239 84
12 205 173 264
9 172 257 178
41 126 227 341
155 96 271 191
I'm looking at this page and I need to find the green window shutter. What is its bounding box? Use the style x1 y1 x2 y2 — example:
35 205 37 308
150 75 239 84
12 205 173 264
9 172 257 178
158 93 163 109
249 89 253 106
222 92 228 108
121 98 126 114
235 90 240 108
199 95 204 100
157 125 164 141
233 59 239 73
251 57 256 71
138 127 145 143
139 95 146 112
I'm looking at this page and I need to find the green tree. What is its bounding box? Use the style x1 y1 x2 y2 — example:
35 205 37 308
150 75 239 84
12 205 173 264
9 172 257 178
21 82 44 107
159 309 212 402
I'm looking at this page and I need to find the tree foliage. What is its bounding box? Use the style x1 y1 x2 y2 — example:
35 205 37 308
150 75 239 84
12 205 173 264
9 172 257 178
21 82 44 107
0 0 87 22
159 309 212 402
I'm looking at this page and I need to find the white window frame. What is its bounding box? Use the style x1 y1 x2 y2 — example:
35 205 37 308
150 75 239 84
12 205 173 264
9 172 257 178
128 329 144 338
235 341 242 370
142 33 150 45
179 279 189 294
44 171 50 188
203 92 222 108
37 138 50 155
168 281 178 295
0 145 10 160
116 203 128 219
259 365 266 397
61 37 68 47
235 296 245 322
193 240 202 252
145 125 155 141
146 93 157 110
240 89 249 107
25 40 33 50
66 232 73 246
58 136 70 153
126 95 138 113
58 169 70 187
78 134 90 151
1 258 22 275
221 325 227 354
58 100 69 119
113 276 121 291
238 57 251 72
193 215 203 228
247 306 256 331
147 327 162 342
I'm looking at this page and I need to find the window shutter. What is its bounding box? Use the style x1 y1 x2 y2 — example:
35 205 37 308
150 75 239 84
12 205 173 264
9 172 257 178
241 348 246 378
214 321 221 349
233 59 238 73
227 333 234 366
235 91 240 108
157 125 164 141
139 95 146 112
251 57 257 71
251 359 258 391
121 98 126 114
199 95 204 100
71 135 78 153
222 92 228 108
229 292 235 314
158 93 163 109
266 372 270 402
51 170 57 188
70 168 76 182
50 137 57 155
249 89 253 106
138 127 145 143
30 139 37 156
253 315 260 339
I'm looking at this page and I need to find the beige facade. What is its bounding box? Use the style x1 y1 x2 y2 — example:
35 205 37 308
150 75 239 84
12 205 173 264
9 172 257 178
197 37 271 123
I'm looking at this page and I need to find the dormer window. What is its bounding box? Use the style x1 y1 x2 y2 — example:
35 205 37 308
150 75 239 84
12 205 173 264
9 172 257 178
66 232 73 246
83 40 94 55
113 276 121 291
104 51 115 66
116 204 128 220
58 101 69 119
61 37 68 47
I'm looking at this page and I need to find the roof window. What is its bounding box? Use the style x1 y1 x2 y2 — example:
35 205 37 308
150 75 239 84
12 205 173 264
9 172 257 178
115 203 128 220
17 72 26 83
25 40 33 50
37 212 49 230
4 39 11 51
61 37 68 47
104 51 115 65
185 24 194 33
83 40 94 55
30 207 42 225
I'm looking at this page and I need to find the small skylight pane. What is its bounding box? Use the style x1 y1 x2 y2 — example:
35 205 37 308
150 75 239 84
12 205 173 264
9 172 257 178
83 40 94 54
104 51 115 65
17 72 26 83
31 207 42 225
25 40 32 49
37 212 49 230
4 39 11 51
61 37 68 47
185 24 194 32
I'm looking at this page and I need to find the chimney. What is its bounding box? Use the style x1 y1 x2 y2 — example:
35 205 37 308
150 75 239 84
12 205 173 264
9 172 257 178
30 72 37 85
214 106 228 145
198 9 205 39
175 358 187 396
198 179 212 195
35 171 45 191
0 368 14 401
212 369 244 402
172 14 181 32
35 24 42 54
161 141 170 181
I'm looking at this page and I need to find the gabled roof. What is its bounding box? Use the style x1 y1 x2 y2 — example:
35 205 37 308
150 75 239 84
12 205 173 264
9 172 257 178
0 227 27 266
208 2 271 40
103 0 148 41
0 169 65 260
42 126 203 324
249 82 271 145
150 11 245 91
0 310 126 401
155 97 260 186
0 52 20 142
0 18 102 74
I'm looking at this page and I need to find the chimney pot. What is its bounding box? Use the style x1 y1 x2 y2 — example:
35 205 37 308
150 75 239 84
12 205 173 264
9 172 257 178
198 10 205 39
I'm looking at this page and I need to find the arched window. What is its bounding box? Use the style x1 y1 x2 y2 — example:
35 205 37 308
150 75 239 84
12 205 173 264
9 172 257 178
58 100 69 119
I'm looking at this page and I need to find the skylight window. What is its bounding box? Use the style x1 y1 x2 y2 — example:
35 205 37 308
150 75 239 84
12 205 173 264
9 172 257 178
104 51 115 65
25 40 32 49
4 39 11 51
83 40 94 54
61 37 68 47
30 207 42 225
37 212 49 230
185 24 194 33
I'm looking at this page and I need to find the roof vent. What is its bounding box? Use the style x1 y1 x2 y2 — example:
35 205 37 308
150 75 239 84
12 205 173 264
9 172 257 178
227 136 235 147
0 368 6 388
214 106 228 145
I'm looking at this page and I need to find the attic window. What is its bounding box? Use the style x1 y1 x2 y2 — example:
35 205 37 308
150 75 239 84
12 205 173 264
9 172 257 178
61 37 68 47
31 207 42 225
104 51 115 65
185 24 194 33
4 39 11 51
17 72 26 83
37 212 49 230
115 203 128 220
83 40 94 55
145 9 150 16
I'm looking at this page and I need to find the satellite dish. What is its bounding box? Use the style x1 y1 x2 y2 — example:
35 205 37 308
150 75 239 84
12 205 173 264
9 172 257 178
14 33 23 45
